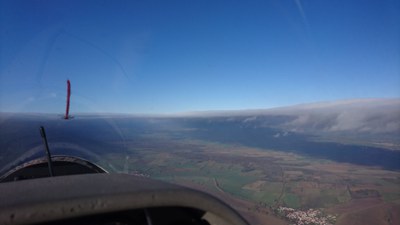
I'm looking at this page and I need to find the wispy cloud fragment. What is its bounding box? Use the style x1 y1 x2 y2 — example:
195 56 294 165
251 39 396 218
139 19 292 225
294 0 310 29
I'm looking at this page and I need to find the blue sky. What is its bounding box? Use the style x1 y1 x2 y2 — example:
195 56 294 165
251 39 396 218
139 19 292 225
0 0 399 114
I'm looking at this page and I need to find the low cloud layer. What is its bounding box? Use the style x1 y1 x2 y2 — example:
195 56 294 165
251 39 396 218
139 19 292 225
189 99 400 134
275 99 400 134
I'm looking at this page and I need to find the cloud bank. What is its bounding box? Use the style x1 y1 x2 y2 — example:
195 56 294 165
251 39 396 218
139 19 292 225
183 99 400 134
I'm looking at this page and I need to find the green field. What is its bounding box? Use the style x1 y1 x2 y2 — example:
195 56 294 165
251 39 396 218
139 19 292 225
98 138 400 225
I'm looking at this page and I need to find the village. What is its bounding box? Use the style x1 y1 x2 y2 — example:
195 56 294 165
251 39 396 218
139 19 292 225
276 206 337 225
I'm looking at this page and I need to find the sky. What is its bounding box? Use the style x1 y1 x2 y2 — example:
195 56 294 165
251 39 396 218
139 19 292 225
0 0 399 114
